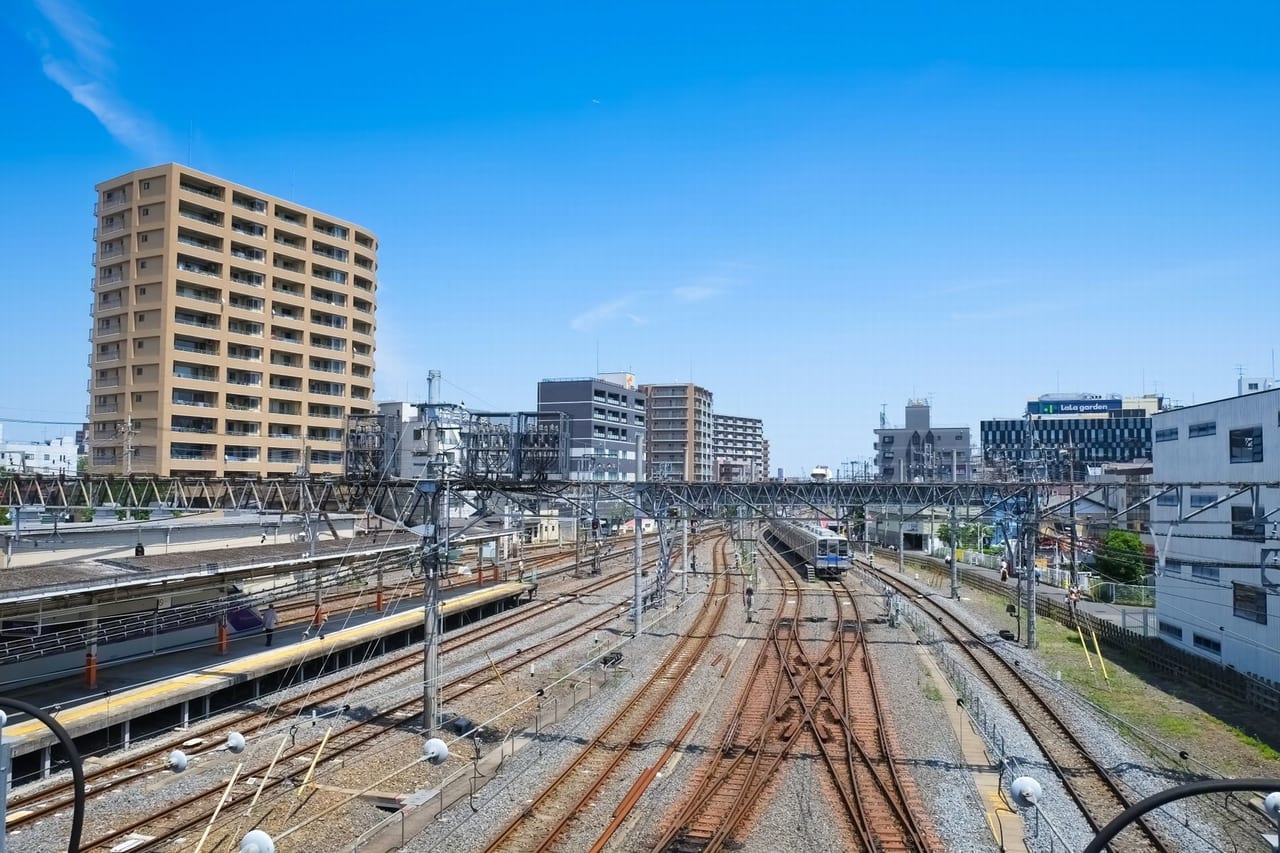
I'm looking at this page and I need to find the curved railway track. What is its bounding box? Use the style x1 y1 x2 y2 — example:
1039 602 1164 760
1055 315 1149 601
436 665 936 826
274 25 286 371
653 548 933 852
6 538 695 835
483 535 735 853
865 556 1173 853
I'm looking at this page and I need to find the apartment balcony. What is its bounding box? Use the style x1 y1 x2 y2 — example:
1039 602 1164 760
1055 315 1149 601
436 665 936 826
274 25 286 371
233 192 266 213
97 194 129 213
315 221 349 240
309 359 345 374
98 244 129 263
271 279 305 301
95 294 125 312
308 406 344 420
306 428 343 443
275 209 306 227
312 243 348 262
177 233 223 255
311 289 347 307
231 244 265 264
354 254 374 271
352 321 373 337
227 345 262 362
171 443 217 461
353 275 373 292
176 284 220 303
172 394 217 408
97 220 127 238
225 395 262 412
95 321 126 338
231 218 266 239
312 265 347 285
179 176 224 200
231 269 265 288
226 371 262 387
223 448 261 464
227 296 264 313
93 347 123 364
171 416 216 434
273 256 304 274
268 404 301 417
176 257 220 278
311 313 347 330
308 382 345 397
269 380 302 392
227 321 264 338
268 449 300 464
173 365 219 382
173 337 219 357
179 204 223 227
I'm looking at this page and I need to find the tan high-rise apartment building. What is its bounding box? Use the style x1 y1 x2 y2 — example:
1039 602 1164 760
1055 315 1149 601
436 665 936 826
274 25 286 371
87 164 377 477
640 383 714 481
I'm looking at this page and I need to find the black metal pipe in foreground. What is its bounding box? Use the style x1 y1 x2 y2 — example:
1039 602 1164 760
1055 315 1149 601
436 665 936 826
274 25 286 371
1082 777 1280 853
0 696 85 853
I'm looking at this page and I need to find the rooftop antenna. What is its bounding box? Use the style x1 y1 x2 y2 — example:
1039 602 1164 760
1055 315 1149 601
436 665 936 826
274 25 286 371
879 404 887 429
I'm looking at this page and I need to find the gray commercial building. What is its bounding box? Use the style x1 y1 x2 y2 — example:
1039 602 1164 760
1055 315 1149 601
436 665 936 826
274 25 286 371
873 400 971 482
536 374 646 481
713 414 768 482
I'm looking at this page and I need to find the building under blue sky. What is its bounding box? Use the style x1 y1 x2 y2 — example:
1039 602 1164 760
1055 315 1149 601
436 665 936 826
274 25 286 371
2 1 1277 474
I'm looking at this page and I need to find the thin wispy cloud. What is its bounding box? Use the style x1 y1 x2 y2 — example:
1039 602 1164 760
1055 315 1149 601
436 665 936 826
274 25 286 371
570 295 646 332
672 285 719 303
29 0 167 160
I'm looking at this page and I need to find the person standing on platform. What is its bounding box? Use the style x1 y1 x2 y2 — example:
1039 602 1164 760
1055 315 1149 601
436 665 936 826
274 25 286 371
302 604 327 640
262 604 278 646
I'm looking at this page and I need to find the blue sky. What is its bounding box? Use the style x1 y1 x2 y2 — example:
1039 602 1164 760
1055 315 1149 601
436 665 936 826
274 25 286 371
2 1 1277 474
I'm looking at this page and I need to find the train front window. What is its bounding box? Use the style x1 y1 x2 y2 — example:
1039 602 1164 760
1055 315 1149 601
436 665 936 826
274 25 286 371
838 541 849 557
817 541 829 556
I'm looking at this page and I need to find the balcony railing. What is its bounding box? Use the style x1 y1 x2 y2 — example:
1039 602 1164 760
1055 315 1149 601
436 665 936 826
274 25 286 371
174 316 217 330
98 195 129 212
180 209 221 226
233 196 267 213
173 370 218 382
231 222 266 238
176 288 219 303
173 398 216 408
178 235 220 252
179 182 222 200
231 248 265 263
269 382 301 391
231 271 265 287
97 221 127 237
226 402 261 412
177 261 218 277
312 268 347 284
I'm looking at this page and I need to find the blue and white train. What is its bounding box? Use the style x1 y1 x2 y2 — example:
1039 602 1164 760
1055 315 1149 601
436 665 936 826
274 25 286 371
766 520 851 579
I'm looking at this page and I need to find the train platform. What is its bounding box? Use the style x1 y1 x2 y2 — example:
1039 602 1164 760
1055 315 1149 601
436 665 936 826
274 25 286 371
1 580 535 767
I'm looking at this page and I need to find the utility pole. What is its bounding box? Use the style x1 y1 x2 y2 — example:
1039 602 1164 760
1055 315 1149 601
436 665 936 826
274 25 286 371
897 499 905 574
632 506 643 635
421 370 445 736
1025 484 1039 650
949 502 960 599
681 516 688 598
1067 446 1079 587
118 420 137 476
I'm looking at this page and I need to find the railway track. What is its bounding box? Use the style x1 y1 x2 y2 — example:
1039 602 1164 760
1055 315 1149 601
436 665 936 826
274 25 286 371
653 549 934 852
484 535 736 853
865 556 1173 853
3 542 657 833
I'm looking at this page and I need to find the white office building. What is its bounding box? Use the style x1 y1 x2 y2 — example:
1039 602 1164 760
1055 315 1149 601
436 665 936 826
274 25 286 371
1150 387 1279 683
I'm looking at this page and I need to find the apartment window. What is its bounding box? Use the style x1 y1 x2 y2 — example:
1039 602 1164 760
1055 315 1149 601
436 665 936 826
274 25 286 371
1188 421 1216 438
1158 621 1183 640
142 207 150 215
1233 583 1268 625
1231 505 1264 541
881 435 894 446
1229 426 1263 464
140 234 148 243
136 339 144 348
136 312 145 322
140 260 148 269
1154 427 1179 443
1156 492 1179 507
135 367 143 375
1192 633 1221 655
134 393 142 402
1189 493 1217 508
139 287 146 294
142 181 150 190
1190 564 1220 582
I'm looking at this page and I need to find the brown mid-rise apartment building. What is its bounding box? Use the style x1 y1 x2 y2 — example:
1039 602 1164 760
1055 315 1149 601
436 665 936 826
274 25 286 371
640 383 715 481
87 164 378 477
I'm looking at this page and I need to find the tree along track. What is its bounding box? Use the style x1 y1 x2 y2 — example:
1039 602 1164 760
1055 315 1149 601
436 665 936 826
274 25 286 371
866 560 1173 853
483 535 736 853
23 536 705 849
653 552 933 852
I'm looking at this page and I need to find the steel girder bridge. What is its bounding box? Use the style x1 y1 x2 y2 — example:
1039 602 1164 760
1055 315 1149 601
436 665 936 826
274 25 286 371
2 473 1276 530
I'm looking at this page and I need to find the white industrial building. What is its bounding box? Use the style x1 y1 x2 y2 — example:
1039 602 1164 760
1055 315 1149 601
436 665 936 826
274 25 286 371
1150 385 1279 684
0 427 84 476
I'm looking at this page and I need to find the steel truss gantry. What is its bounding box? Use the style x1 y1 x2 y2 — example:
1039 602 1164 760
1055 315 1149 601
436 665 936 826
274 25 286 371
1 474 1276 531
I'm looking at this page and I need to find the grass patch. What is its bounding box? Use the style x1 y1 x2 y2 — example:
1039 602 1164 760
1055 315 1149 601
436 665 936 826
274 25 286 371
1232 728 1280 762
923 681 943 702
